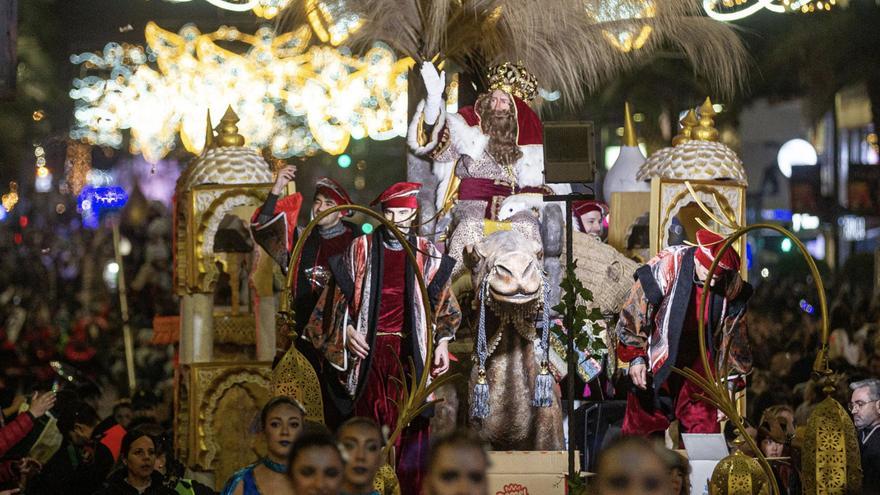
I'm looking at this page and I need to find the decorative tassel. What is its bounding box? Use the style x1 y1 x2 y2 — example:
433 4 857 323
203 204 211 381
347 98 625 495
471 276 491 419
471 368 490 419
532 361 554 407
533 274 553 408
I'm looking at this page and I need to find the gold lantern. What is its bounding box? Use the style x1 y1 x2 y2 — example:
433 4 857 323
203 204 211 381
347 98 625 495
709 439 772 495
801 370 862 494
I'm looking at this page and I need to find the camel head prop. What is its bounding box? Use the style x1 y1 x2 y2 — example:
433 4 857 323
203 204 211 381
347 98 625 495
464 230 543 307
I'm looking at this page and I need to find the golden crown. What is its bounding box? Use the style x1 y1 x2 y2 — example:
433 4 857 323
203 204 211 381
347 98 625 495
487 61 538 102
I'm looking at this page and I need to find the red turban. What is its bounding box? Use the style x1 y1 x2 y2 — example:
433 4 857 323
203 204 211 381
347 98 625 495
314 177 353 216
371 182 421 209
694 229 740 273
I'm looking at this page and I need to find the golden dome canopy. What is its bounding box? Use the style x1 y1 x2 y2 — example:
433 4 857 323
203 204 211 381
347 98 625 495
636 97 747 186
179 107 274 192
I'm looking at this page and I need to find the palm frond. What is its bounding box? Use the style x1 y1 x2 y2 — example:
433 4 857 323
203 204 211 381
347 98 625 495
278 0 749 106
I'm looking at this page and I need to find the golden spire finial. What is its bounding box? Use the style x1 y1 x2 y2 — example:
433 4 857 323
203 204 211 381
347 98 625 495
216 105 246 147
204 109 215 150
622 101 638 147
672 109 698 146
693 97 720 142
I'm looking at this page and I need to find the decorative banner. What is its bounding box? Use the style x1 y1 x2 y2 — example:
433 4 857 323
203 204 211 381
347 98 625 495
69 23 412 162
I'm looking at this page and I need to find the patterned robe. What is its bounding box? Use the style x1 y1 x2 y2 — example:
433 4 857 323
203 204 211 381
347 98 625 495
303 227 461 411
616 245 753 390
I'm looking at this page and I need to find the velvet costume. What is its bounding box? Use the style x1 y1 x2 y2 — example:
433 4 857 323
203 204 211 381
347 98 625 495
615 245 752 436
304 226 460 492
252 191 359 426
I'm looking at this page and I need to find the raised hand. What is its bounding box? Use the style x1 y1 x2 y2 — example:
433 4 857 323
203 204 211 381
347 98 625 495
28 391 56 418
271 165 297 195
420 62 446 125
420 61 445 99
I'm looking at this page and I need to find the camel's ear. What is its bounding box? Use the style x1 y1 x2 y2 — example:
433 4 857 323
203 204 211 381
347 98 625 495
463 242 484 269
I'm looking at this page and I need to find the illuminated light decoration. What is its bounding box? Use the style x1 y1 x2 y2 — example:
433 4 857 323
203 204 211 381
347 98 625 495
838 215 866 242
337 153 352 168
78 185 129 230
760 267 770 278
353 175 365 190
164 0 289 21
799 298 816 314
792 213 820 232
777 138 818 178
103 261 121 289
703 0 833 21
781 237 792 252
34 144 52 193
304 0 362 45
587 1 655 53
86 169 115 187
539 88 561 102
746 241 753 269
35 170 53 193
19 216 28 228
361 223 374 234
65 141 92 195
1 182 19 213
78 186 129 211
70 23 412 162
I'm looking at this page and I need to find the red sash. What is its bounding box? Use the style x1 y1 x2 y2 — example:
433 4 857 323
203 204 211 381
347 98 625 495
458 177 550 218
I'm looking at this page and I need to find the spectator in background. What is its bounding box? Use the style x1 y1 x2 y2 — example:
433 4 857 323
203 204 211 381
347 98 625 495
28 398 107 495
335 417 385 495
286 430 344 495
112 401 133 430
757 408 800 495
130 390 160 424
659 448 690 495
850 378 880 494
0 391 55 488
95 429 175 495
152 430 215 495
594 436 671 495
423 429 489 495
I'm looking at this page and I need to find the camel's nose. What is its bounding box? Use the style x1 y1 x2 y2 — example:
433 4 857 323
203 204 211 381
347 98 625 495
494 253 541 293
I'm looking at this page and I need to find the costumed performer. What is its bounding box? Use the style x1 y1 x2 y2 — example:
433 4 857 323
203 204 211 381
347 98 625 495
409 61 570 280
303 182 461 494
251 166 360 426
616 229 752 437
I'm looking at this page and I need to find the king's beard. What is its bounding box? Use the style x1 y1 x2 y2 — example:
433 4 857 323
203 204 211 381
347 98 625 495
477 97 523 169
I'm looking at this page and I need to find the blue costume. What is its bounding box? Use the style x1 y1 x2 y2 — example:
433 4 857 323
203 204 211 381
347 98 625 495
220 465 261 495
